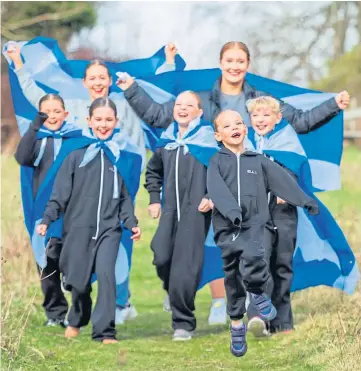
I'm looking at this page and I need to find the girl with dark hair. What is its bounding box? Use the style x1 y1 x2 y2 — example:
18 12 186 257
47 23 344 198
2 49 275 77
15 93 82 328
37 97 141 343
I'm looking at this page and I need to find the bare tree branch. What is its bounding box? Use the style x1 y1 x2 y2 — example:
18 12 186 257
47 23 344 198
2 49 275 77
3 4 88 32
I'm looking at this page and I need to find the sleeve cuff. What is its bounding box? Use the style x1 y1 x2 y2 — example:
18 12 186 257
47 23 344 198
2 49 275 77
123 81 139 99
149 191 161 204
41 216 51 226
32 112 48 130
225 209 242 226
124 218 138 231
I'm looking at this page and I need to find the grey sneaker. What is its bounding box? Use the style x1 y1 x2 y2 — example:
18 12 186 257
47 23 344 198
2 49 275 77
172 329 193 341
247 316 271 338
163 293 171 313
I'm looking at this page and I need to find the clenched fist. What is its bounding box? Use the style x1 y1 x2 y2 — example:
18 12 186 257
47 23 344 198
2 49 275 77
148 203 161 219
335 91 350 110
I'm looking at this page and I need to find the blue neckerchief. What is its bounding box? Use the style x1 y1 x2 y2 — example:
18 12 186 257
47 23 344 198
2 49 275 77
156 118 219 167
79 129 141 199
245 119 309 182
34 121 82 166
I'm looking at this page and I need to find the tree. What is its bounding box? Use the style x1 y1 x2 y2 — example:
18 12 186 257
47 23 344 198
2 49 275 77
1 1 97 50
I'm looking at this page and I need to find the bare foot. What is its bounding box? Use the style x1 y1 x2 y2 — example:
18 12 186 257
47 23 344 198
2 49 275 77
65 326 80 338
102 338 119 344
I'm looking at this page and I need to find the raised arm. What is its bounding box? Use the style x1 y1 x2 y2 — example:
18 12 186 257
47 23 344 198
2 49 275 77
7 44 47 109
41 153 75 226
117 75 175 129
15 112 48 166
144 149 164 204
118 179 138 231
155 44 177 74
207 156 242 225
280 91 349 134
261 156 319 215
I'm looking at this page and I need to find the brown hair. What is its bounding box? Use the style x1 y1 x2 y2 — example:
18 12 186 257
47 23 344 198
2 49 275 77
220 41 250 62
84 60 111 79
39 93 65 110
177 90 203 109
89 97 117 117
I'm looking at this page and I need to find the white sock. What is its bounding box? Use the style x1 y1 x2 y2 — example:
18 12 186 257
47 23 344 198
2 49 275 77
212 298 226 306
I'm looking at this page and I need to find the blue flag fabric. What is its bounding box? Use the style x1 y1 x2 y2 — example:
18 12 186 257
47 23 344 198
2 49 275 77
157 118 219 167
32 130 142 292
246 124 359 294
2 37 184 144
20 122 82 252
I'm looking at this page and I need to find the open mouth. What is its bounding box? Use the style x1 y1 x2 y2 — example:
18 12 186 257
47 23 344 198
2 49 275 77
98 128 109 135
93 88 104 94
231 132 241 138
256 125 267 131
177 112 188 118
47 121 58 125
228 71 241 76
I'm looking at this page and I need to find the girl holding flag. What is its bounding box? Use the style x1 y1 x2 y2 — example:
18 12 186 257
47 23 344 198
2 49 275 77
15 93 82 328
6 40 180 324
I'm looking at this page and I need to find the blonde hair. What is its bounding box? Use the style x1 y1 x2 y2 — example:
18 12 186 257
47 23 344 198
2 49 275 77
214 109 243 132
177 90 202 109
246 96 281 115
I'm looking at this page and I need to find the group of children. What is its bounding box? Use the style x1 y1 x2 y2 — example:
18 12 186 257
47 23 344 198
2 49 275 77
9 39 351 357
15 86 317 355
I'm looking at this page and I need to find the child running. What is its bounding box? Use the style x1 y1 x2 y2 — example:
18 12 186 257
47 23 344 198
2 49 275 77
207 109 319 357
15 94 81 328
145 91 218 341
37 97 141 343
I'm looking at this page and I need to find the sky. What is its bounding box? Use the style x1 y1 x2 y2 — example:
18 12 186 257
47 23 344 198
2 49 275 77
68 1 358 87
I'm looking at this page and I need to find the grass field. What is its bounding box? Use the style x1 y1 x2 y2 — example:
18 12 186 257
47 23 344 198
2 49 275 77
1 145 361 371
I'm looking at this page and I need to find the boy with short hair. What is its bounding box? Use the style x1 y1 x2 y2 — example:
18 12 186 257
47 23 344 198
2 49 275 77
207 109 319 357
245 96 311 335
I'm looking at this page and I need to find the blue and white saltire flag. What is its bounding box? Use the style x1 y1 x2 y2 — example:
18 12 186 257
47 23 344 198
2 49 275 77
2 37 184 152
141 68 343 192
137 69 358 293
245 121 359 294
32 130 142 297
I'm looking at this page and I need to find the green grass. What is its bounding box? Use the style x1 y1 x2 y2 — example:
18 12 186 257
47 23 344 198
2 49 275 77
1 146 361 371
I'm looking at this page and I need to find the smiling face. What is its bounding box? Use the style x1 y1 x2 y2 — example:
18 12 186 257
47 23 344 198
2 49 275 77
173 92 203 128
214 110 248 152
83 64 112 101
220 47 249 86
250 107 282 136
87 106 118 140
39 99 68 131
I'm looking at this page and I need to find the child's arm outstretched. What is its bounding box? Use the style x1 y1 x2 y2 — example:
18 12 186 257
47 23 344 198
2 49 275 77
14 112 48 166
7 44 48 109
144 149 163 219
118 181 141 241
207 156 242 226
37 154 75 235
260 156 319 215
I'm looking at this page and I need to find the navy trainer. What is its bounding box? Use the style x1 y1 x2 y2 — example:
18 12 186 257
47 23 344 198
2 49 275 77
249 293 277 321
230 323 247 357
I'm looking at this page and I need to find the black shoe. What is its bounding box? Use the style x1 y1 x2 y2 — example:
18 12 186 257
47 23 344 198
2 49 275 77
45 318 69 328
